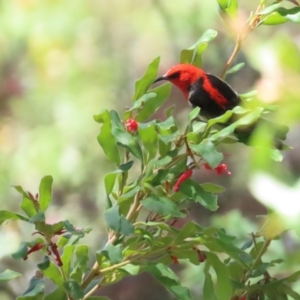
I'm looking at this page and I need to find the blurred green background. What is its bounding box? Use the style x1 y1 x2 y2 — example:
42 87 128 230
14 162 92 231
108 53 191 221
1 0 300 299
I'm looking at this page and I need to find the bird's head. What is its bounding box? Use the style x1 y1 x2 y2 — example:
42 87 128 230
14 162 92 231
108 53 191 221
154 64 204 99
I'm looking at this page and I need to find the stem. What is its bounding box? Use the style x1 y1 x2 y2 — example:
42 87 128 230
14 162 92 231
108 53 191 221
220 1 266 80
244 238 272 281
81 233 119 290
251 238 271 270
83 280 103 300
219 39 242 79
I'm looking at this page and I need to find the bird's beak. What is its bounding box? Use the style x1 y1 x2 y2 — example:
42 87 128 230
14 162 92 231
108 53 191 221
153 76 167 84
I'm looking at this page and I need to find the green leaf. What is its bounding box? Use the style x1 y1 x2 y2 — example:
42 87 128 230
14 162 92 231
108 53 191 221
101 244 123 264
104 172 119 195
135 83 171 122
104 206 134 235
281 283 300 300
41 262 64 287
179 179 218 211
17 277 44 300
188 107 201 122
63 280 84 300
133 56 160 101
0 210 29 225
201 183 225 193
141 195 186 218
189 140 223 168
138 122 158 162
225 62 245 75
144 263 192 300
44 287 66 300
21 196 37 218
203 263 217 300
38 176 53 212
209 107 264 144
61 245 75 277
120 215 135 235
12 242 28 260
112 128 143 160
206 253 232 300
119 161 134 171
119 264 140 275
218 0 238 18
0 269 22 282
180 29 217 67
259 3 282 15
94 110 120 165
104 206 120 232
124 93 156 120
29 210 45 223
263 7 300 24
37 256 50 270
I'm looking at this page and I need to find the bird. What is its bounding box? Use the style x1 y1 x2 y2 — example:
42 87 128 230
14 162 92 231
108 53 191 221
153 63 288 149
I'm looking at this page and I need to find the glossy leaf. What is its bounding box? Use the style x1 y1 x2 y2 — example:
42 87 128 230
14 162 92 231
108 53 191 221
104 206 134 235
0 210 29 225
38 176 53 212
101 244 123 264
189 140 223 168
104 172 120 196
112 128 143 160
37 256 50 270
44 287 66 300
119 264 140 275
17 277 44 300
259 3 282 15
94 110 120 165
61 245 75 277
225 62 245 75
209 107 264 144
20 195 37 218
63 280 84 300
12 242 28 260
218 0 238 18
138 122 158 162
141 194 186 218
203 264 216 300
133 56 160 101
263 7 300 25
179 179 218 211
207 252 232 300
144 263 192 300
29 210 45 223
135 83 171 122
180 29 217 67
0 269 22 282
124 93 156 120
188 107 201 122
201 183 225 193
41 262 64 287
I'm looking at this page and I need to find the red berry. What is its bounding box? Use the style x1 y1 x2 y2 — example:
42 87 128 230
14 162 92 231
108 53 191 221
126 118 138 132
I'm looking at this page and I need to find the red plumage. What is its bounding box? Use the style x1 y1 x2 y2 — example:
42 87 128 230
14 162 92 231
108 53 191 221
154 63 288 149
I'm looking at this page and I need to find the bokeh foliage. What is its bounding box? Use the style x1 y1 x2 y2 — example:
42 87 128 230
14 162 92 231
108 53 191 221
1 0 300 299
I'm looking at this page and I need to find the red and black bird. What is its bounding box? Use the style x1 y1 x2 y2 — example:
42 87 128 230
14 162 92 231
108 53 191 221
154 64 288 148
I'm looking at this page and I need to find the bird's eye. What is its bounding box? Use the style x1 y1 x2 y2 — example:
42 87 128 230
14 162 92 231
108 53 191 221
167 71 180 79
